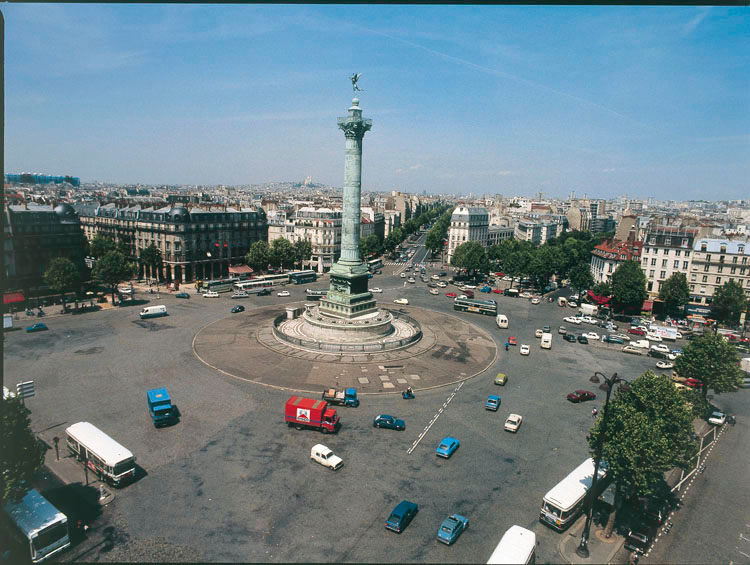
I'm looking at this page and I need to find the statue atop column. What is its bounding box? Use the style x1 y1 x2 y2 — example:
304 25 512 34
349 73 363 94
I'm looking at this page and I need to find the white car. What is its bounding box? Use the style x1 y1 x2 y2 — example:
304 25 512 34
564 316 582 325
531 298 540 305
407 277 416 284
520 292 533 299
310 444 343 470
431 274 440 280
277 290 290 297
646 333 663 342
203 291 219 298
371 287 383 293
584 332 600 341
520 344 530 356
708 412 726 426
535 329 543 338
631 339 650 349
582 316 596 325
570 294 580 302
504 413 523 433
502 276 512 281
656 360 674 370
437 281 447 288
613 333 631 342
400 272 407 278
568 301 578 308
394 298 409 305
463 284 477 289
429 288 439 295
651 343 670 354
675 331 683 339
231 292 249 299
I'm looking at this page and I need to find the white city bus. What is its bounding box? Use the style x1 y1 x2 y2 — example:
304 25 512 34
2 489 71 563
367 258 384 272
487 525 536 564
65 422 136 487
539 458 608 531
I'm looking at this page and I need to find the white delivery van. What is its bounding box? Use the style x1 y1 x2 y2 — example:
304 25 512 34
540 333 552 349
487 525 536 564
557 297 567 307
139 305 167 319
496 314 509 329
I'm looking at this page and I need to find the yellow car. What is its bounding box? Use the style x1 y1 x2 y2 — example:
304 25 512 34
494 373 507 386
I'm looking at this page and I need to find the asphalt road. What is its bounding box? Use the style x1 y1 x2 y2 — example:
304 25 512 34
3 239 725 563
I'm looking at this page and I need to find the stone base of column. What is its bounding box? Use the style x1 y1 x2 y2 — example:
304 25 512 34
320 270 376 319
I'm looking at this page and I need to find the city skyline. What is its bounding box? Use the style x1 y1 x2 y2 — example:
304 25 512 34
5 4 748 199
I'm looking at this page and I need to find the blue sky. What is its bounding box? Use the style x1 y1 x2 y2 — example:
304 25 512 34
4 4 749 199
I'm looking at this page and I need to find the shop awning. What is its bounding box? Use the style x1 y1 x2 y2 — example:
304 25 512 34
642 300 653 312
229 265 253 275
3 292 25 305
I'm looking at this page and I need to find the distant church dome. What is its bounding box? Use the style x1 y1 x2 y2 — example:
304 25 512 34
169 206 191 222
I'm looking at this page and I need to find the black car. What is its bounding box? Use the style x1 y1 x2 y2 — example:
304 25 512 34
175 292 190 299
385 500 419 533
577 335 589 344
648 349 669 359
231 305 245 313
257 289 271 296
563 333 577 342
624 526 655 554
375 270 383 275
373 414 405 431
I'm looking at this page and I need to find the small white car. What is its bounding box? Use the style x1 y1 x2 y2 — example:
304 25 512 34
647 333 663 342
582 316 596 325
407 277 416 284
675 331 683 339
535 329 543 338
202 291 219 298
371 287 383 293
400 272 407 278
568 301 578 308
394 298 409 305
429 288 439 295
437 281 447 288
520 292 532 299
584 332 600 341
564 316 582 325
431 274 440 280
504 413 523 433
708 412 726 426
651 343 670 354
531 297 540 305
656 360 674 369
520 344 530 356
463 284 477 289
310 444 343 470
277 290 291 297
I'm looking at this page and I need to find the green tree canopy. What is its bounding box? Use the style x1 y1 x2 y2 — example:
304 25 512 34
383 233 399 254
269 238 296 270
658 272 690 318
674 333 743 399
89 234 116 258
1 397 46 506
293 238 313 269
589 371 696 536
139 244 162 276
569 261 595 295
359 234 381 260
93 251 136 301
710 280 748 328
592 281 612 297
528 246 565 290
610 260 648 312
451 241 489 274
44 257 81 302
246 241 271 273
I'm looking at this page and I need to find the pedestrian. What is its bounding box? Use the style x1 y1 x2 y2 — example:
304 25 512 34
505 342 509 351
592 408 598 417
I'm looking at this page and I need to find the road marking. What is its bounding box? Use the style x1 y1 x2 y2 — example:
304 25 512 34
407 382 463 454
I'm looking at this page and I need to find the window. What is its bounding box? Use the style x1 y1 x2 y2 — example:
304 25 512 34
664 248 670 254
660 271 666 279
681 238 688 248
665 237 671 245
673 260 679 269
706 255 711 262
716 277 721 284
704 264 709 272
690 284 694 291
662 259 668 267
685 251 690 257
718 265 723 273
675 250 681 257
720 255 725 263
701 243 707 252
700 286 706 293
690 274 697 282
720 244 726 253
649 237 656 245
702 275 708 282
643 258 649 266
743 257 748 265
731 267 736 274
651 258 657 266
683 261 689 270
650 270 655 278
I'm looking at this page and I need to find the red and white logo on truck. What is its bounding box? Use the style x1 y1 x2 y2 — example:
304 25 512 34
296 408 310 421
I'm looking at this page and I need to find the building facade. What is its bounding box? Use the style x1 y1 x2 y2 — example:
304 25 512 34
293 207 342 273
513 219 565 246
640 226 698 295
590 239 643 284
688 238 750 305
487 226 515 246
447 206 489 261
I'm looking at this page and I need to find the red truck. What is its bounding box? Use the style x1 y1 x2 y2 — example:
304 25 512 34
285 396 341 433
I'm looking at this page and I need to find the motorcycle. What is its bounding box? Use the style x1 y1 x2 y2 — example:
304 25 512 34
727 414 736 425
402 390 415 400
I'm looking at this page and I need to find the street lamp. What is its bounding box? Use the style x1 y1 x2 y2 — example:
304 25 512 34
576 371 629 558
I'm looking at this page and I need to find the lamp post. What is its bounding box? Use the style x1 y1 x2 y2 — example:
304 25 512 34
576 371 629 558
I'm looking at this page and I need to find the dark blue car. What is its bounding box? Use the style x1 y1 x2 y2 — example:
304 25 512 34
373 414 405 431
25 322 48 333
385 500 419 533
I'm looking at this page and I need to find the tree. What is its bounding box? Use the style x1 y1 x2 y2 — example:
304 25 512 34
270 238 296 270
383 233 399 255
528 246 565 290
246 241 270 273
592 281 612 297
139 244 163 281
658 273 690 318
673 333 743 399
451 241 488 275
710 280 748 329
503 250 532 289
93 251 136 302
588 371 696 538
1 397 46 506
43 257 80 309
425 230 443 256
89 234 116 258
610 260 648 313
293 238 313 270
569 261 594 296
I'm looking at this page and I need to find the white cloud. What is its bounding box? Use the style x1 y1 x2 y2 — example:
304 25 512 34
395 163 423 174
496 170 515 176
683 8 711 36
602 168 617 172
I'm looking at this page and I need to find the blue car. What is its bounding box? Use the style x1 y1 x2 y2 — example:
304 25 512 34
373 414 405 431
480 286 492 293
436 437 460 458
437 514 469 545
485 395 501 411
25 322 48 333
385 500 419 533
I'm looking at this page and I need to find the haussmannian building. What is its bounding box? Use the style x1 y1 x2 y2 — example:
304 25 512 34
293 207 342 273
640 226 698 296
447 206 489 261
688 238 750 306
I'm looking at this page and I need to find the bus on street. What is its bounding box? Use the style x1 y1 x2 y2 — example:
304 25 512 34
367 258 384 272
65 422 136 487
289 270 318 284
453 297 498 316
2 489 71 563
540 458 609 531
201 278 240 293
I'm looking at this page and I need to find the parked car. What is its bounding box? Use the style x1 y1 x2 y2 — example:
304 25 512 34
520 344 530 356
567 390 596 403
494 373 507 385
583 332 600 341
480 286 492 293
385 501 419 533
438 282 447 288
651 343 670 354
629 327 646 336
429 288 439 295
436 437 460 458
25 322 48 333
256 288 271 296
622 345 645 355
400 272 407 278
631 339 650 349
175 292 190 299
520 292 532 299
531 297 540 305
504 413 523 432
568 301 578 308
603 335 624 344
564 316 582 325
373 414 405 430
485 395 501 411
371 287 383 293
446 292 457 298
624 528 654 554
558 326 567 335
203 291 220 298
492 288 503 294
394 298 409 305
436 514 469 545
310 444 343 470
613 333 631 342
577 335 589 344
563 333 577 342
231 305 245 313
535 329 543 338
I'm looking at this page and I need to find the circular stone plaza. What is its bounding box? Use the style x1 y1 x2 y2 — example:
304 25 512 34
195 87 497 394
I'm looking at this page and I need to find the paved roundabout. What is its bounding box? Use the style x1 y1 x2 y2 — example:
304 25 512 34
192 302 498 394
